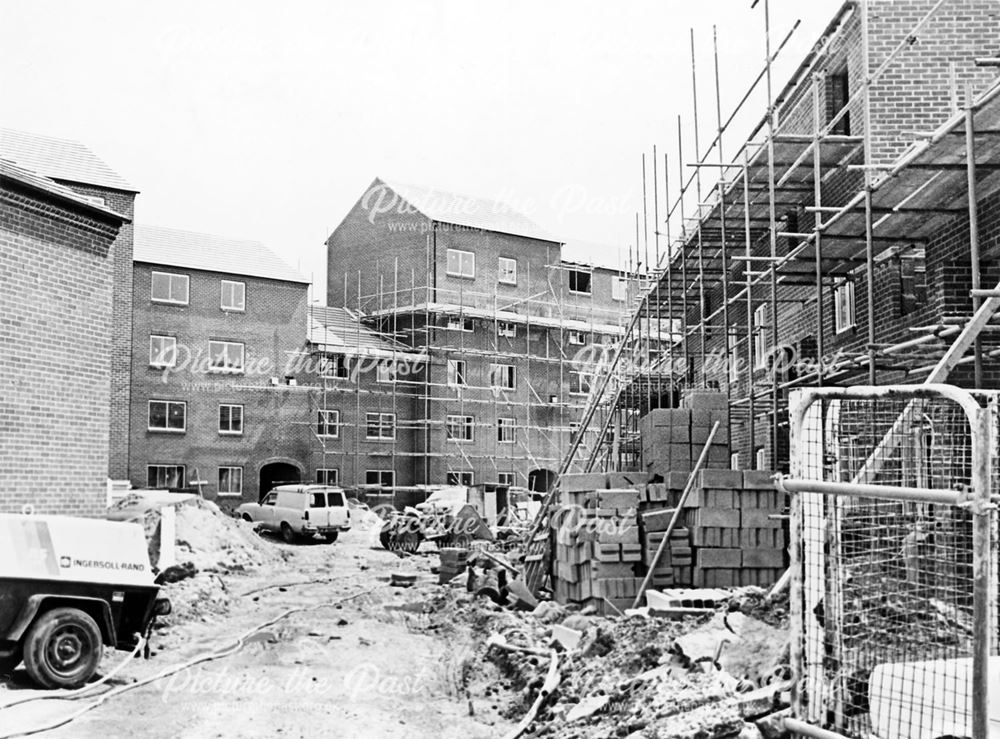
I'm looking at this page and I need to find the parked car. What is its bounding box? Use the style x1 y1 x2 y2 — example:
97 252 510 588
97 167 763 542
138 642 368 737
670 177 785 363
0 513 170 688
236 485 351 543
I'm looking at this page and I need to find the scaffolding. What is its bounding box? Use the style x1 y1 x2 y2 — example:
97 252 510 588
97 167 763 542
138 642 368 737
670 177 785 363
562 0 1000 478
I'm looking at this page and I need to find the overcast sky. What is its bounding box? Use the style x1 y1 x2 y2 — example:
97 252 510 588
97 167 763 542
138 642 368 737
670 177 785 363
2 0 842 302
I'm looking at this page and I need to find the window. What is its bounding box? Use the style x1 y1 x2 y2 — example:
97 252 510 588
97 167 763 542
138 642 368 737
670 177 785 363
148 400 186 432
219 404 243 435
498 257 517 285
489 363 516 390
731 452 740 471
497 417 515 443
569 421 580 443
147 465 185 489
316 468 339 486
366 412 395 440
753 304 769 368
446 316 474 332
498 472 515 487
447 471 475 486
446 248 475 278
568 269 592 295
377 363 397 384
209 341 245 372
568 330 588 346
149 335 177 368
320 355 349 379
755 447 768 471
365 470 395 488
827 68 850 136
218 467 243 497
834 280 856 333
447 359 467 387
221 280 246 311
728 332 739 383
446 415 474 442
569 371 592 396
899 248 927 316
151 272 189 305
497 322 517 338
318 409 340 437
612 276 628 302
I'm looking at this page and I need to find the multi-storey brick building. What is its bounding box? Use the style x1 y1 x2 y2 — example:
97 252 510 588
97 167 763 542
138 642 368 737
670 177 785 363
612 0 1000 473
0 160 128 515
0 128 138 482
326 178 651 491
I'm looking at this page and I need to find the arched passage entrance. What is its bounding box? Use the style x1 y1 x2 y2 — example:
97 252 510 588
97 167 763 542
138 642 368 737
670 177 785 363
259 461 301 500
527 468 556 494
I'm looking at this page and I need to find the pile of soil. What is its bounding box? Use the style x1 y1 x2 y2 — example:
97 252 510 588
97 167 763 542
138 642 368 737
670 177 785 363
171 498 287 573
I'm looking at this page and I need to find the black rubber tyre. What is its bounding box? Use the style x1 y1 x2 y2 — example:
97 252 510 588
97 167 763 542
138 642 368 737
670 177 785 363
241 513 253 522
324 531 339 544
280 523 297 544
23 608 102 689
379 529 393 550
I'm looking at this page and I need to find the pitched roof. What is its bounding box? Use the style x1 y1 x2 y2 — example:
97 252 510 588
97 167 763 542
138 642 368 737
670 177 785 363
377 178 560 243
308 305 419 358
0 160 127 221
133 225 308 284
0 127 136 192
561 238 628 271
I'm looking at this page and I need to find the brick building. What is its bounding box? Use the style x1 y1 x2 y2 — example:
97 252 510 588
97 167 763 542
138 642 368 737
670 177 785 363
0 128 139 482
129 225 315 504
326 178 655 491
612 0 1000 473
0 160 128 515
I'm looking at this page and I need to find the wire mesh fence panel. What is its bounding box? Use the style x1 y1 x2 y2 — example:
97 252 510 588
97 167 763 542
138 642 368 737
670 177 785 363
787 386 998 739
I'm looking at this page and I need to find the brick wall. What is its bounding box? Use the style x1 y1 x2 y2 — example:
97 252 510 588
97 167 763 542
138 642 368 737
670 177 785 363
0 184 123 515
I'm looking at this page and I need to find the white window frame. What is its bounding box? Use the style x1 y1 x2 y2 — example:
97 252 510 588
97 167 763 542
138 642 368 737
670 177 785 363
834 280 856 333
497 322 517 338
151 272 189 305
446 316 474 332
567 330 588 346
755 447 768 471
731 452 740 471
569 421 581 442
497 417 515 443
568 269 592 295
318 409 340 438
489 363 516 390
447 471 475 486
753 304 768 369
147 464 185 489
447 359 467 387
569 371 592 396
728 331 739 383
366 412 395 440
365 470 395 487
446 414 475 442
316 468 340 486
221 280 246 312
218 466 243 497
498 257 517 285
612 276 628 302
208 340 245 373
377 363 397 384
149 335 177 368
446 248 475 279
148 400 186 432
498 472 515 487
219 404 244 435
320 355 349 379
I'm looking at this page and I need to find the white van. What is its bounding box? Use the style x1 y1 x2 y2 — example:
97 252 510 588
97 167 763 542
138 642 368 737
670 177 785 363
236 485 351 543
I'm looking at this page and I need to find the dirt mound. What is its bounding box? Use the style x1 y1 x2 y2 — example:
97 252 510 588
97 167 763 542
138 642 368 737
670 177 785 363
172 498 287 573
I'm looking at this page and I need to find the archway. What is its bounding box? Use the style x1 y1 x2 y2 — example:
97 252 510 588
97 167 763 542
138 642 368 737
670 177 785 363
527 468 556 494
259 461 301 500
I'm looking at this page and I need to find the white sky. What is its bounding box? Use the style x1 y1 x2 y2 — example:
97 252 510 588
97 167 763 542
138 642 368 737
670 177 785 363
2 0 842 302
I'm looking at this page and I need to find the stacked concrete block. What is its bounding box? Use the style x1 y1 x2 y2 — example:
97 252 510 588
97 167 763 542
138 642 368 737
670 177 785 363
550 475 644 614
640 396 730 475
438 547 469 584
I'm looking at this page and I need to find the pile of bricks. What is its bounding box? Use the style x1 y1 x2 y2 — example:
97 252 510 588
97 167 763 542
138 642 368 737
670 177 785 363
438 547 469 584
640 393 731 474
639 470 786 587
550 472 648 615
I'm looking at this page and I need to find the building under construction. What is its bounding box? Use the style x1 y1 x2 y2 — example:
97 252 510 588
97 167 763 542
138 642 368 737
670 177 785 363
569 0 1000 478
